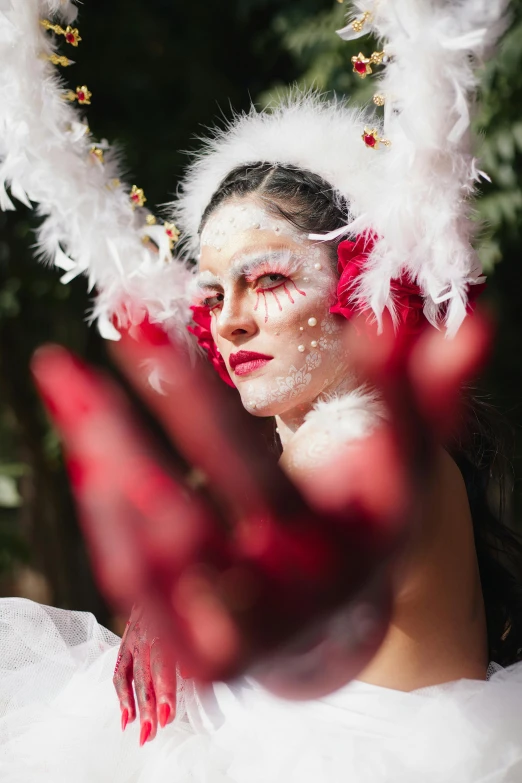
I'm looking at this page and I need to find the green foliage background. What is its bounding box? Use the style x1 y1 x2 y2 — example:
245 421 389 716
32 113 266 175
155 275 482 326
0 0 521 621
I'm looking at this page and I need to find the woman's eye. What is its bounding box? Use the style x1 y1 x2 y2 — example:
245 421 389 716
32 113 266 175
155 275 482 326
256 273 287 289
203 293 224 309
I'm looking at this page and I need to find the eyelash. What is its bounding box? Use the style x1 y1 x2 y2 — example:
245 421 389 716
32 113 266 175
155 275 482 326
199 269 290 310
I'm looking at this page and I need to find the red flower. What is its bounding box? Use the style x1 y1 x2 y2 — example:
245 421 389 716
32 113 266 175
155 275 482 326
187 306 235 388
188 238 485 386
330 233 426 334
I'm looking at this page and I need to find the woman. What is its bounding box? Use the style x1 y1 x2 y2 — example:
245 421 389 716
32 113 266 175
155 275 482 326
1 104 522 780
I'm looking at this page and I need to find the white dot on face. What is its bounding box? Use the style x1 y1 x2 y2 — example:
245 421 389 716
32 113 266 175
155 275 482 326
308 317 317 327
303 277 309 282
299 326 304 332
314 263 322 271
298 344 306 353
311 340 318 348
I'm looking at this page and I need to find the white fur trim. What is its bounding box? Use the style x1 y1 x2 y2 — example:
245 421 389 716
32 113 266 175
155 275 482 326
305 388 385 446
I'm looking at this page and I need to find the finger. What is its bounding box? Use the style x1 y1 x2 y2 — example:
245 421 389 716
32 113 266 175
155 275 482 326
150 640 177 728
409 311 491 435
31 346 251 681
132 643 157 744
111 318 306 521
345 315 435 486
30 345 220 610
112 647 136 727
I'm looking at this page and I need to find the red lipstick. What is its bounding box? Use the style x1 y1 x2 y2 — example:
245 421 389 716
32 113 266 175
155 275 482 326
229 350 273 377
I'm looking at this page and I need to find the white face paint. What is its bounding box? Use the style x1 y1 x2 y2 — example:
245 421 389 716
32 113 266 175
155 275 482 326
196 196 353 421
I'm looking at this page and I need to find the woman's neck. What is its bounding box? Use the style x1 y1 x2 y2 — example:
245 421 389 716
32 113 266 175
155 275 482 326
275 372 357 449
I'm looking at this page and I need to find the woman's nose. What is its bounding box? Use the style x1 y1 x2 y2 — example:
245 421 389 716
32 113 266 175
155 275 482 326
216 294 257 341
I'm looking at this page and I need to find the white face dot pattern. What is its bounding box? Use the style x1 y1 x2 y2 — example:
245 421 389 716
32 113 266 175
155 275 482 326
197 197 353 420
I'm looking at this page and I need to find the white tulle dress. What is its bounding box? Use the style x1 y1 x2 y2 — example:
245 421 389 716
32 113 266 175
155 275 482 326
1 597 522 782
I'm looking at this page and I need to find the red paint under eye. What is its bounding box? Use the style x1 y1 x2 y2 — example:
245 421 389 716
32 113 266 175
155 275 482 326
254 278 306 323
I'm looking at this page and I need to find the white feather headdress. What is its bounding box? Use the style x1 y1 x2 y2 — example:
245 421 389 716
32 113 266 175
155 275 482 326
0 0 511 340
174 0 510 335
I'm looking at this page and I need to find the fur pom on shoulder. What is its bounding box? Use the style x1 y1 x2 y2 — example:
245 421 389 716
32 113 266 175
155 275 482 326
305 387 385 444
285 387 385 473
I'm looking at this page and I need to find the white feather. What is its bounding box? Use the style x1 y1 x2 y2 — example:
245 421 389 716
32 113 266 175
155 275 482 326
0 0 193 346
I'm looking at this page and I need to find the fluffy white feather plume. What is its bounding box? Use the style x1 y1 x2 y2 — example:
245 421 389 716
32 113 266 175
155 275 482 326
342 0 510 335
0 0 193 343
175 0 510 336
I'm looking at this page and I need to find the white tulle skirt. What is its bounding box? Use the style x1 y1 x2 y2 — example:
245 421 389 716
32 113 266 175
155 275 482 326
0 598 522 782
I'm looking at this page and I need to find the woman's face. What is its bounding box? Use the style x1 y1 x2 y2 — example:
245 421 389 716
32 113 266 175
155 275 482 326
196 196 350 418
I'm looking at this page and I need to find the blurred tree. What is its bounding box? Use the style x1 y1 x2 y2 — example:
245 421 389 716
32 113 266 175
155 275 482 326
0 0 521 616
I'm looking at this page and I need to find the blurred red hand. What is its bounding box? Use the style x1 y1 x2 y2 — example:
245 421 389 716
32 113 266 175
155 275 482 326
30 312 489 736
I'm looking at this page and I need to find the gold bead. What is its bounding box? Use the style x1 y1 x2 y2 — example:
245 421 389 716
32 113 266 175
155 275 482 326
90 146 104 164
146 214 157 226
369 50 386 66
47 54 72 67
373 94 385 107
351 10 372 32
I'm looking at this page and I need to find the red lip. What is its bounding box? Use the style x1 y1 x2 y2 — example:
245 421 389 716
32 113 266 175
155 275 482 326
230 350 273 373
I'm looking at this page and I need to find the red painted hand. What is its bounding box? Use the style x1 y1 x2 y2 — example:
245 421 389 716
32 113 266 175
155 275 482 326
30 311 489 737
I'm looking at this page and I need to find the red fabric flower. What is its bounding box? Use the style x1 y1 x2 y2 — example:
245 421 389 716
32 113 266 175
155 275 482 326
187 306 235 388
331 234 426 334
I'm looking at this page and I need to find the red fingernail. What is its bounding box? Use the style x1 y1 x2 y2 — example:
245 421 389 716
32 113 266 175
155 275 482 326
139 720 152 747
158 702 171 728
121 708 129 732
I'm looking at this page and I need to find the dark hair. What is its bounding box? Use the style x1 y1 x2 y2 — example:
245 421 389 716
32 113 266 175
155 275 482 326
202 162 522 667
200 161 348 264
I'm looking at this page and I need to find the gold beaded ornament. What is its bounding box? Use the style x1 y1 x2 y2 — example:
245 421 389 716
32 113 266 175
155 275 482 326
65 86 92 105
46 53 72 67
362 127 391 150
130 185 147 209
351 51 386 79
351 10 373 32
90 147 104 164
40 20 82 46
164 222 181 250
